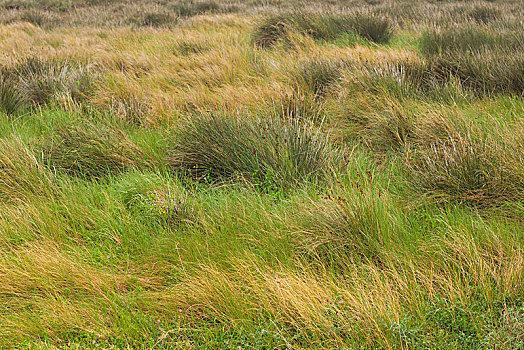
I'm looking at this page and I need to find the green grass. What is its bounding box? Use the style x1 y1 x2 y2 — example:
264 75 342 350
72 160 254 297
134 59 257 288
1 0 524 348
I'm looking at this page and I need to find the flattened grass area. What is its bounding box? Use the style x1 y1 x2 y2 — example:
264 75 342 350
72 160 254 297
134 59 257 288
0 0 523 349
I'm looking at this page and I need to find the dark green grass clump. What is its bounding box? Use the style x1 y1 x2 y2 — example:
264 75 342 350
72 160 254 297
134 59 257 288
138 12 174 27
41 122 149 179
169 1 220 17
168 113 338 191
252 12 393 48
467 5 502 24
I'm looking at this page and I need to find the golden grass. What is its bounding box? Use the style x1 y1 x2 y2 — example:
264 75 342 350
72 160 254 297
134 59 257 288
0 15 419 125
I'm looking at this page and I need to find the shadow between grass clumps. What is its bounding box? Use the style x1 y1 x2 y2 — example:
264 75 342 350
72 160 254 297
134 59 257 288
167 112 339 196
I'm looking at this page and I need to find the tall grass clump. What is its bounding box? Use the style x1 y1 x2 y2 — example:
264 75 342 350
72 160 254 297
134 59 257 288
0 137 56 203
294 167 400 264
407 132 524 206
168 113 338 191
170 1 220 17
295 59 346 97
252 12 393 48
266 90 325 122
419 27 524 95
251 15 290 48
137 12 174 27
1 57 94 107
333 92 424 152
0 74 28 115
348 13 393 44
420 27 522 57
41 122 149 179
467 5 501 24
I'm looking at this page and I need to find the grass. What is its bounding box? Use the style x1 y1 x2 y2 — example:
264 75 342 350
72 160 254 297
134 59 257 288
168 112 337 193
40 121 151 179
252 12 393 48
1 57 95 108
418 26 524 96
0 0 524 348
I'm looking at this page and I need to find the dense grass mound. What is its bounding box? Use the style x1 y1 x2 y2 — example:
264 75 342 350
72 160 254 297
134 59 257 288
41 123 149 179
408 132 524 206
419 27 524 96
252 12 393 48
0 57 94 108
170 0 221 17
420 27 522 57
0 74 27 115
295 58 346 97
168 113 337 191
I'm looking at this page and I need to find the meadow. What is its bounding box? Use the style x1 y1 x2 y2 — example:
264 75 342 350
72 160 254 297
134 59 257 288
0 0 523 348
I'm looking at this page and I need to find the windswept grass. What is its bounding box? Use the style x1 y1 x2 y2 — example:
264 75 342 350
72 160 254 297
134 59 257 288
0 136 56 203
0 0 523 348
41 122 150 179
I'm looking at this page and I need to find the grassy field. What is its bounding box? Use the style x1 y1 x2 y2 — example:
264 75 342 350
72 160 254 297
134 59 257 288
0 0 523 348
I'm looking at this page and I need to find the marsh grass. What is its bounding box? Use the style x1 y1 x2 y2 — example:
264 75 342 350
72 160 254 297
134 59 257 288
294 166 400 265
0 136 56 203
295 58 345 97
252 12 393 48
0 74 28 115
0 0 523 348
168 112 338 191
407 132 524 206
41 122 150 179
137 12 174 27
1 57 95 107
169 0 220 17
419 26 524 95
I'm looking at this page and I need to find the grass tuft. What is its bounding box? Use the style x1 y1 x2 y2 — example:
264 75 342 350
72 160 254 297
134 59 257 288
170 0 220 17
1 57 95 107
41 122 150 179
407 132 524 206
252 12 393 48
0 74 28 115
349 13 393 44
295 58 345 97
168 113 338 191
